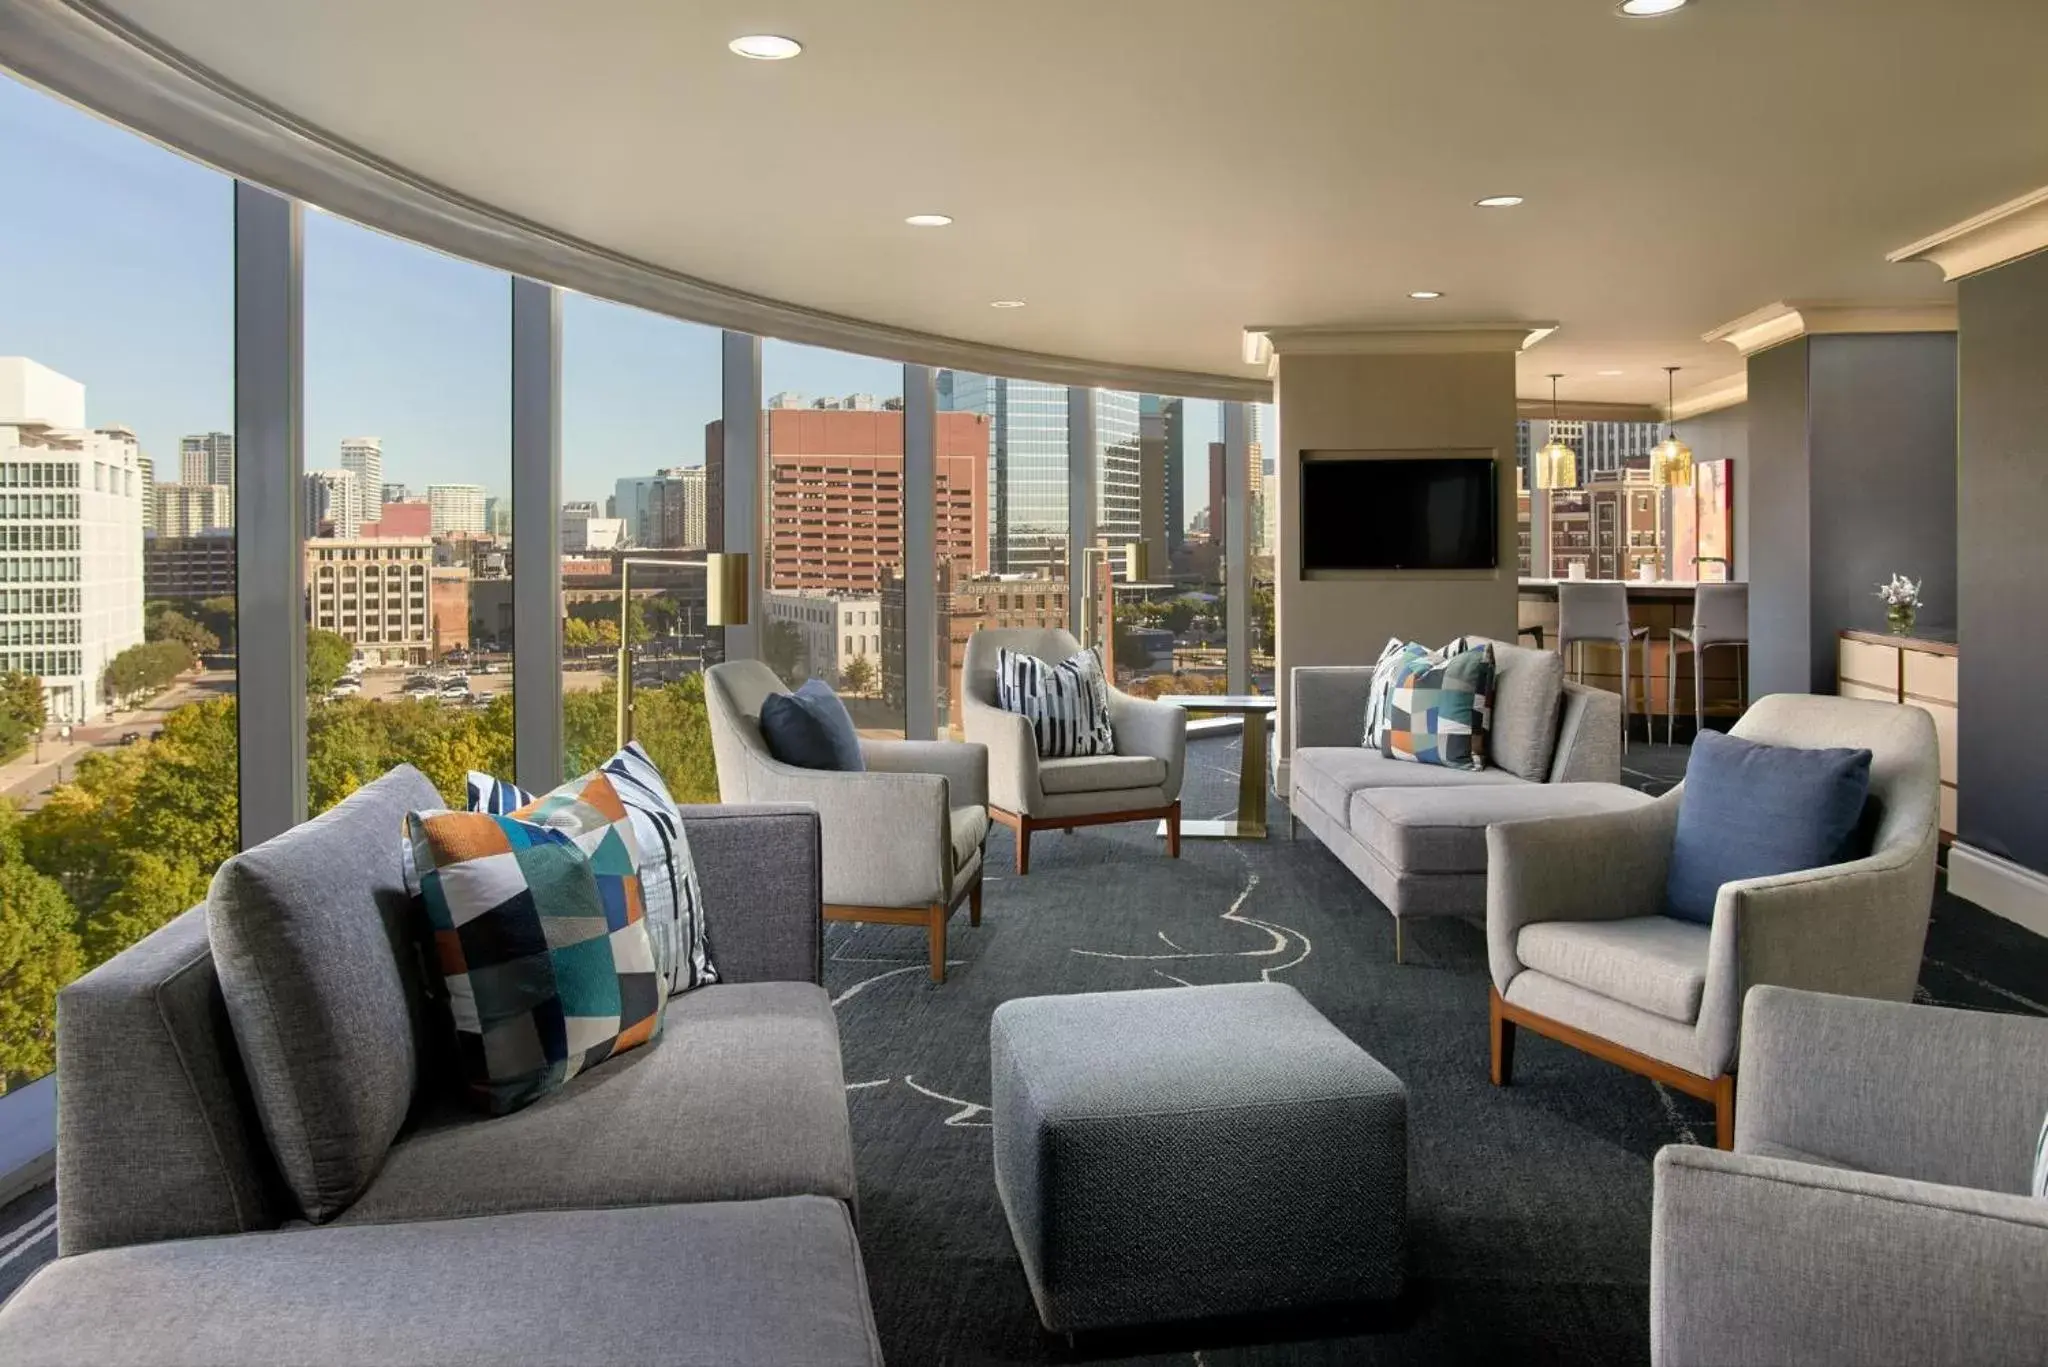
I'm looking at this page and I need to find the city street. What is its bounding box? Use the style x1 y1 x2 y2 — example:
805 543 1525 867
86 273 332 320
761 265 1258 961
0 669 236 806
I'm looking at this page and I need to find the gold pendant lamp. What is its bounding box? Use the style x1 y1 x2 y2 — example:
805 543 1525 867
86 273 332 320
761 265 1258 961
1534 374 1578 490
1650 366 1694 488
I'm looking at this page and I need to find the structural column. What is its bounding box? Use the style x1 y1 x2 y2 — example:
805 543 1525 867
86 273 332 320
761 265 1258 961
902 364 938 738
1255 326 1528 795
510 278 564 792
1222 401 1252 694
1065 386 1097 640
234 182 306 847
718 331 761 661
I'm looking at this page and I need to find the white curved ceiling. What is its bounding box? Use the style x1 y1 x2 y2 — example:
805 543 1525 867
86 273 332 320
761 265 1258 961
91 0 2048 406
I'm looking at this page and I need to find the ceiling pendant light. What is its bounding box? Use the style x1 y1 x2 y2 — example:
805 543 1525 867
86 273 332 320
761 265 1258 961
1534 374 1579 491
1650 366 1695 488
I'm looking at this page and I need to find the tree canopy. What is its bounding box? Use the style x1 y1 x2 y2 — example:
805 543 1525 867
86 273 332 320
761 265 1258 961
102 640 193 707
146 602 222 657
306 629 354 695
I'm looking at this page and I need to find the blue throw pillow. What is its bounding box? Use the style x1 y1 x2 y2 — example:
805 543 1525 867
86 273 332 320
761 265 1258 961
759 679 866 772
1664 729 1874 924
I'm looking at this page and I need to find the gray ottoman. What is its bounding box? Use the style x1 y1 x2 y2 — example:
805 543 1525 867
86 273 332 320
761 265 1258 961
990 982 1406 1333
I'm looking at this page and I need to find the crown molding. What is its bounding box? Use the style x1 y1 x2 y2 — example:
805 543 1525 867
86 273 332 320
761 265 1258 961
1889 186 2048 282
1702 300 1957 357
1243 323 1558 375
0 0 1271 402
1670 372 1747 421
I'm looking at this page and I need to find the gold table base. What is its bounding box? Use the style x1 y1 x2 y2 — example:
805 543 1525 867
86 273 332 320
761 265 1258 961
1156 702 1271 841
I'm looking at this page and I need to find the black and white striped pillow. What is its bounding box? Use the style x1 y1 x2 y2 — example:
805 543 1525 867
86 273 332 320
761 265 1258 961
996 646 1117 758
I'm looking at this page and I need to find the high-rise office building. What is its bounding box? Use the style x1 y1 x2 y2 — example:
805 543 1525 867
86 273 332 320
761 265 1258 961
763 408 988 593
303 468 362 539
483 495 512 537
179 431 234 487
0 358 146 723
1095 389 1143 579
153 482 233 537
615 466 707 548
382 482 412 505
427 482 487 536
1141 395 1187 554
139 453 155 529
339 437 383 525
145 534 235 602
939 372 1068 578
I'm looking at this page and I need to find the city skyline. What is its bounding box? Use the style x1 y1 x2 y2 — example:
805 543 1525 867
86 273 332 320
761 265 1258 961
0 72 1243 527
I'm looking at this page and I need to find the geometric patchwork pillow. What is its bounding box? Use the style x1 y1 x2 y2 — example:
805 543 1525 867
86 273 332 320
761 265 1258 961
1379 640 1495 772
407 770 663 1115
462 742 716 997
1362 636 1470 750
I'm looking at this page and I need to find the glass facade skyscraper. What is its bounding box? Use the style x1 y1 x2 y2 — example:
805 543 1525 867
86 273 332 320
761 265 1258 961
938 371 1069 577
1094 388 1143 573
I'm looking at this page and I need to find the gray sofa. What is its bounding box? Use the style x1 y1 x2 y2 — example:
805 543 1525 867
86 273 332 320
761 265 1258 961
0 766 882 1367
1289 637 1641 958
1652 986 2048 1365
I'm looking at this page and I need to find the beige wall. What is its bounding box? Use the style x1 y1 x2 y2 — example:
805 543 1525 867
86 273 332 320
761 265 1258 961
1274 348 1519 787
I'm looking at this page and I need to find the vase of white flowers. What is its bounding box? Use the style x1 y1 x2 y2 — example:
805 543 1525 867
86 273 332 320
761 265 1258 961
1877 573 1921 636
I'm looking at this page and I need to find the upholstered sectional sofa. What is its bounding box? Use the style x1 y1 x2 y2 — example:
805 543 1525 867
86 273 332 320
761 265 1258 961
0 766 882 1366
1290 636 1646 958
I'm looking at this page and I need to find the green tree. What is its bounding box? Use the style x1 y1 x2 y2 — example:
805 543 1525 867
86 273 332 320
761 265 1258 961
0 671 44 763
306 629 353 695
0 804 83 1092
195 595 237 651
146 603 221 657
563 616 599 651
840 654 877 697
763 620 806 687
102 640 193 707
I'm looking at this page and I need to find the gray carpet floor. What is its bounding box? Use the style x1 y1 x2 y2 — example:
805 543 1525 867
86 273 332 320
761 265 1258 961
2 732 2043 1364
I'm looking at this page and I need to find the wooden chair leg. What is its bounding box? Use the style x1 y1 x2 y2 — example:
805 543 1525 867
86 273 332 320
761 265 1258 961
1166 801 1181 858
1490 988 1516 1086
1015 820 1031 876
1712 1072 1736 1150
927 902 948 983
969 877 983 927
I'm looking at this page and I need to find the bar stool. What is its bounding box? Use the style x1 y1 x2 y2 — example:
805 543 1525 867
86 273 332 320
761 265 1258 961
1667 583 1749 744
1556 582 1651 751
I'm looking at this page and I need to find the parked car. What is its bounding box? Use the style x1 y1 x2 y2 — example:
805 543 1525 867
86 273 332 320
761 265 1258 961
118 731 142 746
406 686 437 700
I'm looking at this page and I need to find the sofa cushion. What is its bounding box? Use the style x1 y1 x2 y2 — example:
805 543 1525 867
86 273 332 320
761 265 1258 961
1039 753 1168 795
1516 917 1712 1023
1472 637 1566 782
1664 729 1874 924
1350 782 1654 875
760 679 867 772
336 981 856 1225
407 780 665 1117
1292 747 1521 826
206 764 442 1223
0 1196 883 1367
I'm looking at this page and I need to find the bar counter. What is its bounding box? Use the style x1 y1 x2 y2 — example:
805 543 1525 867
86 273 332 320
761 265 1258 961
1516 578 1746 727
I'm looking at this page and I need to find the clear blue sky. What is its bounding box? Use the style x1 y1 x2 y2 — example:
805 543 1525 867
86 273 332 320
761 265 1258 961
0 72 1253 519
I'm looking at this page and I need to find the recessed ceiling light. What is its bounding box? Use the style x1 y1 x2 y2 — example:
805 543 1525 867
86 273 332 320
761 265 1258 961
1408 290 1444 300
1617 0 1689 15
1476 195 1524 208
904 213 953 228
728 34 802 59
1599 369 1625 376
990 299 1026 309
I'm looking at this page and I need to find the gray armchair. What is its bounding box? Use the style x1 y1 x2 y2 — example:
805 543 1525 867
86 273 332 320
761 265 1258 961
706 660 988 982
961 627 1186 874
1652 986 2048 1366
1486 694 1940 1147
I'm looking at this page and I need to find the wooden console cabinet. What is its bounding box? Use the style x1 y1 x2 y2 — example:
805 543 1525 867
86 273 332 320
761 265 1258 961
1837 629 1957 841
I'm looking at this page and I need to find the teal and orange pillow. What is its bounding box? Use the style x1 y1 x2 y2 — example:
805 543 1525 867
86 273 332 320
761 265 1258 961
1379 641 1495 772
407 769 663 1115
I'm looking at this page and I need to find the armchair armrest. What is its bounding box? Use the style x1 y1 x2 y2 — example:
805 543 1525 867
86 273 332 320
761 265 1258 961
860 738 988 812
675 804 823 985
1734 986 2048 1193
1652 1145 2048 1367
1107 688 1186 802
1485 795 1680 995
963 695 1042 814
1548 682 1623 784
1290 666 1374 751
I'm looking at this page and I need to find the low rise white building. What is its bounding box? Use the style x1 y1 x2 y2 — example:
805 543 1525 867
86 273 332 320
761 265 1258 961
762 590 883 690
0 358 147 724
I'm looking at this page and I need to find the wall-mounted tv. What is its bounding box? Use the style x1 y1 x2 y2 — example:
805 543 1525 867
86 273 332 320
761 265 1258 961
1300 454 1499 572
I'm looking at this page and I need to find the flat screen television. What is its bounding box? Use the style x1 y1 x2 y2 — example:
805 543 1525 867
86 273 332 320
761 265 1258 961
1300 455 1499 572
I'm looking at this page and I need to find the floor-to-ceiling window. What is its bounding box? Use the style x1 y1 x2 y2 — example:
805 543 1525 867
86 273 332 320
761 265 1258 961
302 211 511 813
1249 399 1277 694
560 293 724 799
0 74 236 1092
761 341 905 738
931 371 1066 736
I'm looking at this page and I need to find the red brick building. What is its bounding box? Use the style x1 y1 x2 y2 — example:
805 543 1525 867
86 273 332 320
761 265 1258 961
764 409 989 592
